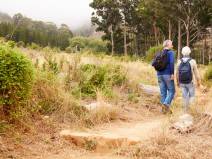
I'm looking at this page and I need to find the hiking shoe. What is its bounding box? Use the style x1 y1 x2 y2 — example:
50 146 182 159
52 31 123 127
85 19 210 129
161 105 172 114
166 108 173 114
161 104 168 114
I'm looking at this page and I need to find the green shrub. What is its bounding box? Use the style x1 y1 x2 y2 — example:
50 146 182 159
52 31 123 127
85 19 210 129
69 36 87 50
69 36 108 53
87 38 108 52
0 45 35 114
72 64 127 98
145 45 163 62
109 65 127 86
65 46 74 53
42 46 60 53
30 42 41 50
204 64 212 81
7 40 16 48
48 59 59 74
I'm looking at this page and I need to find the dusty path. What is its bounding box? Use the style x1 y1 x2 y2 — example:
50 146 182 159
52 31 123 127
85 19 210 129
60 117 168 144
40 116 168 159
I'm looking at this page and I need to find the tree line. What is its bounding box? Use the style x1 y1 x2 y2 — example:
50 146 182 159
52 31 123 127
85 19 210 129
0 13 73 50
90 0 212 61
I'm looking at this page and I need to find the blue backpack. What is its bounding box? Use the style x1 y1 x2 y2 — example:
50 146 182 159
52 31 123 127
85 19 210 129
179 58 192 84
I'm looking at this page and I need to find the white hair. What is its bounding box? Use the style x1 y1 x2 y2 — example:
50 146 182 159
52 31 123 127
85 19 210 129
182 46 191 56
163 40 172 47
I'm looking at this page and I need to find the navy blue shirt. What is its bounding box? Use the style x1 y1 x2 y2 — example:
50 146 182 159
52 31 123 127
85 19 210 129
157 49 175 76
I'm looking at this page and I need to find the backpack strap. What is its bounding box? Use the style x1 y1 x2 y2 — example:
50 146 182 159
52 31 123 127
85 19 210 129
163 49 169 54
181 58 192 63
187 58 192 62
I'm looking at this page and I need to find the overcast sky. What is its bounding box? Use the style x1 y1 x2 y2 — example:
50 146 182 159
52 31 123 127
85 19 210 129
0 0 93 29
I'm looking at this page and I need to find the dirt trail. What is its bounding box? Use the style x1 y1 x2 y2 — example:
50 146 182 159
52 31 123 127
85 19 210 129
60 116 168 150
39 116 168 159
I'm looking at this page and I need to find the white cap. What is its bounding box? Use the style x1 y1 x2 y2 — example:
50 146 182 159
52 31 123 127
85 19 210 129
182 46 191 56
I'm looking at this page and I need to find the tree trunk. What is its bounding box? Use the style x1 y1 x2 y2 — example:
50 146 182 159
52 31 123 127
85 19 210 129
111 25 114 55
209 38 211 64
186 27 190 47
135 34 139 56
168 20 172 40
124 20 127 56
199 49 202 64
210 33 212 64
177 20 181 59
145 35 147 55
203 36 207 65
153 20 158 45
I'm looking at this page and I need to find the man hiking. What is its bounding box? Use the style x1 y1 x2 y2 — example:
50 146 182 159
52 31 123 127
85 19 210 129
152 40 175 114
176 46 201 113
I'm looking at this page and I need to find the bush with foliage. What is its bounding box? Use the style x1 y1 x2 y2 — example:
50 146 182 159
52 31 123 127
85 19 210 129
48 59 59 74
68 36 108 53
65 46 75 53
42 46 60 53
72 64 127 98
0 45 35 114
69 36 87 50
145 45 163 62
7 40 16 48
87 38 108 53
30 42 41 50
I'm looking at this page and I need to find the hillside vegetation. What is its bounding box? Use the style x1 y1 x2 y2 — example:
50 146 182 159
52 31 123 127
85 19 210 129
0 39 157 129
0 39 211 159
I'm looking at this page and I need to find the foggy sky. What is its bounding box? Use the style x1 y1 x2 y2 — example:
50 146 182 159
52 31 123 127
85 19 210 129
0 0 93 29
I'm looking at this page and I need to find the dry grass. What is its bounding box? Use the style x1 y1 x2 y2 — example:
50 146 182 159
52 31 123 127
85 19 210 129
76 91 121 128
118 129 212 159
21 48 156 86
84 106 120 127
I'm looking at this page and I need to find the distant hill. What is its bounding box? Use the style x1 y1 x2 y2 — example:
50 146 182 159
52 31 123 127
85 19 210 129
0 12 73 50
0 11 12 23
